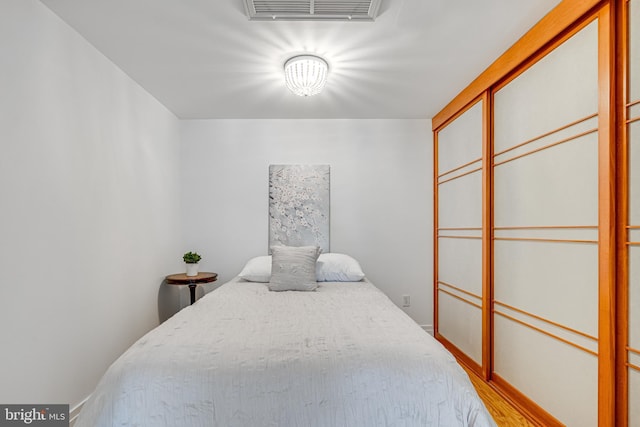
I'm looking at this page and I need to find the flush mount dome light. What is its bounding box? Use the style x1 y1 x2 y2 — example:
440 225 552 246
283 55 329 97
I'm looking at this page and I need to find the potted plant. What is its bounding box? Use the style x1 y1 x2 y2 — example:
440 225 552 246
183 251 202 276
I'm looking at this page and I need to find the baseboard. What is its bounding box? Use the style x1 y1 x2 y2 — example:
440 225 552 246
69 395 90 427
440 334 561 427
421 324 434 336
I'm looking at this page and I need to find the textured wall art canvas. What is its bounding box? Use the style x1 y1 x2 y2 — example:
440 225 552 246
269 165 330 252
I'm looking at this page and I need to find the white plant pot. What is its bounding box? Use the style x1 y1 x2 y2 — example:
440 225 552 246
185 263 199 277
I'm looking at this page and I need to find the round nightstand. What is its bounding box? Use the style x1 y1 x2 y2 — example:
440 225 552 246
166 272 218 305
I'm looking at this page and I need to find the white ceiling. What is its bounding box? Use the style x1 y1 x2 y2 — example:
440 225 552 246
40 0 561 119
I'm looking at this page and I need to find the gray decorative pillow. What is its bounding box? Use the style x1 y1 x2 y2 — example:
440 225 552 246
269 245 321 291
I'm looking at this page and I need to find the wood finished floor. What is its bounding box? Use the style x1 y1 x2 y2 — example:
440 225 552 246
463 366 537 427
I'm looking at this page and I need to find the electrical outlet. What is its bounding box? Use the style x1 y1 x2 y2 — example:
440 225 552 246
402 295 410 307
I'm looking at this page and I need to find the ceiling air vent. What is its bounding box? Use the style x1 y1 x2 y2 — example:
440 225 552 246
244 0 382 21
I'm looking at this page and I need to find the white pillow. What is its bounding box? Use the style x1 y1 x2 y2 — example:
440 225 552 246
316 253 365 282
268 245 321 292
238 255 271 282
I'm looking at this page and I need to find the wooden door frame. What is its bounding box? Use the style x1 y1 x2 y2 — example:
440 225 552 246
431 0 628 424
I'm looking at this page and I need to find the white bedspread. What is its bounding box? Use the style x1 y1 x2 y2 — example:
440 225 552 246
76 278 496 427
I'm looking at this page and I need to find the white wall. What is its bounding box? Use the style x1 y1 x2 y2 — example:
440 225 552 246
0 1 433 412
0 0 182 411
180 119 433 327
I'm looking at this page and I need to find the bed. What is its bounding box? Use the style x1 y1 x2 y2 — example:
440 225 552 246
75 252 496 426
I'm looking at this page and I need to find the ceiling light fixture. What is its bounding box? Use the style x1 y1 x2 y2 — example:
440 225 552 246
283 55 329 97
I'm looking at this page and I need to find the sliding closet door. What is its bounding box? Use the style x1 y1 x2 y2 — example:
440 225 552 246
628 1 640 425
435 100 485 370
492 19 599 426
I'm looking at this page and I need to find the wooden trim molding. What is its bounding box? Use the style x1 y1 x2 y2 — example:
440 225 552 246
438 235 482 240
494 310 599 356
494 225 598 230
493 236 598 244
494 300 598 342
597 5 617 426
492 113 598 158
437 333 483 377
481 90 493 381
438 281 482 301
616 0 630 424
433 130 440 335
438 166 482 185
438 227 483 231
493 128 598 168
432 0 605 130
438 288 483 310
438 157 482 179
491 374 564 427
